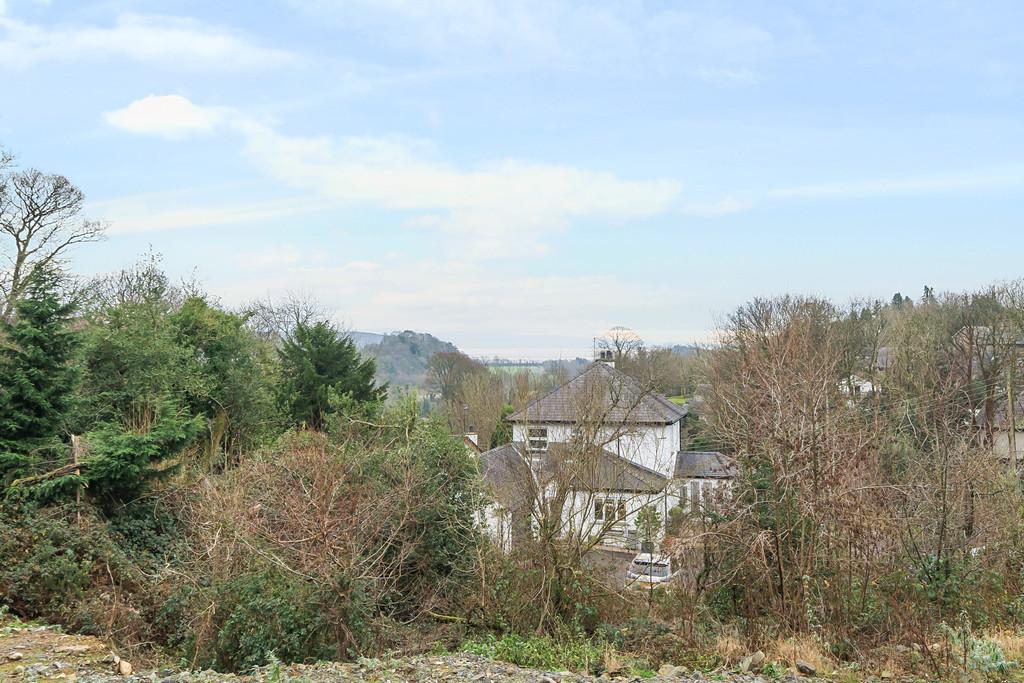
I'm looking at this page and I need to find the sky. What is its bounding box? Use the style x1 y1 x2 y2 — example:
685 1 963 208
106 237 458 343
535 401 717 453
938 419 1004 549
2 1 1024 359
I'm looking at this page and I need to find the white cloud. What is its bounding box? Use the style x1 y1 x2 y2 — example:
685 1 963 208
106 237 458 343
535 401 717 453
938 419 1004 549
234 120 681 257
104 95 226 138
0 12 297 69
682 197 751 217
768 166 1024 200
102 94 681 256
89 189 330 235
212 254 682 356
679 166 1024 217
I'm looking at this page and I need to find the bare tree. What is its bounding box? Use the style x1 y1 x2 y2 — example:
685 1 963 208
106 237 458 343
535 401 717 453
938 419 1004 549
242 291 328 342
82 250 184 313
428 350 485 402
1 161 105 318
459 370 505 448
596 325 644 362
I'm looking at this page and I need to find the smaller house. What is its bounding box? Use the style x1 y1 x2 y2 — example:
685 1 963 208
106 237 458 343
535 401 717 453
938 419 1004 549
674 451 737 514
979 394 1024 465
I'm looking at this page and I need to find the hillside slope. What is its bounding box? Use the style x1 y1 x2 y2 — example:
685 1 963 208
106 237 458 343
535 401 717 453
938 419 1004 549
358 330 458 390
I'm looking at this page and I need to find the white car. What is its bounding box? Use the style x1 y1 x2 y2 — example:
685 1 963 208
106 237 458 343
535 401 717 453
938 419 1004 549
625 552 674 589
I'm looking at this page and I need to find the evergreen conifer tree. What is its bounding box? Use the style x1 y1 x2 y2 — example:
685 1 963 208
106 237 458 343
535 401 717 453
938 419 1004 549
0 267 77 484
278 321 385 430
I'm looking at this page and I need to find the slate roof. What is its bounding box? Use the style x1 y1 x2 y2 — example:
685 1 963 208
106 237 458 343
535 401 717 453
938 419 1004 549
673 451 738 479
479 441 669 496
479 443 533 510
507 362 688 425
551 442 669 493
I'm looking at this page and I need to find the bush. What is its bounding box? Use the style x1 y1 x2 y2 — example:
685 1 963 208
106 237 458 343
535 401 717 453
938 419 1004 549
169 408 482 671
198 569 346 672
0 503 160 652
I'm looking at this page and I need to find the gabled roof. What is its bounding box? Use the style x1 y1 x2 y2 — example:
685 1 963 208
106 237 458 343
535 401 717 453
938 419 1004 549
507 362 688 425
479 441 669 497
479 443 534 510
550 443 669 493
674 451 737 480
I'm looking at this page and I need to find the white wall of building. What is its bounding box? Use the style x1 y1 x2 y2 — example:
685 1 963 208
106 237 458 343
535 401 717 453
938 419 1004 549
479 503 512 553
604 423 679 477
560 489 672 550
512 420 681 477
993 430 1024 462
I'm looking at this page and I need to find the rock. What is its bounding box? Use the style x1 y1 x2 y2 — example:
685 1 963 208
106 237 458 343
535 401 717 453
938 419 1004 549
8 650 24 661
796 660 816 676
658 663 683 677
117 659 133 676
738 651 766 673
55 644 92 654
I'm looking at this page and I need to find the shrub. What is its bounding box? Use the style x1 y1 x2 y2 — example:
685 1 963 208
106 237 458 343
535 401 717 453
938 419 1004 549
0 502 161 655
207 569 343 671
170 408 482 670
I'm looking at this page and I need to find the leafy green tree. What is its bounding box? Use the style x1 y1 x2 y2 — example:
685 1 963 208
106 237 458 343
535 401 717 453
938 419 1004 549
74 285 189 431
277 321 385 430
81 401 203 507
0 267 77 484
170 296 275 461
490 404 514 448
75 260 277 469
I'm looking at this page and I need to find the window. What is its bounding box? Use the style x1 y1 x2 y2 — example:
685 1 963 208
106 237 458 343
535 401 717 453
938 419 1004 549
682 480 726 515
527 427 547 464
595 497 626 523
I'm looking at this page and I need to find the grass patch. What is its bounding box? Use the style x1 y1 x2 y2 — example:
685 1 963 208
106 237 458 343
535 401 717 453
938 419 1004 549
461 633 651 676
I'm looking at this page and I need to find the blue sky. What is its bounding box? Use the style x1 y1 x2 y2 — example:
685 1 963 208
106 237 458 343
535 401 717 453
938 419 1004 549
2 1 1023 358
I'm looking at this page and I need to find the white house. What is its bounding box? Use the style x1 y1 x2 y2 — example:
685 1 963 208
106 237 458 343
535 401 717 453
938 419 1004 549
478 358 737 551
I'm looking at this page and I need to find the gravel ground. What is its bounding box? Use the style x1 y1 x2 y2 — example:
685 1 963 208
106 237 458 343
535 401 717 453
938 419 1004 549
1 620 818 683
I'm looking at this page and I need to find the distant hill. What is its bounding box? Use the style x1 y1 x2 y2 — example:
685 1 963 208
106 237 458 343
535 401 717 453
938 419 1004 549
356 330 458 390
349 331 386 348
670 344 700 357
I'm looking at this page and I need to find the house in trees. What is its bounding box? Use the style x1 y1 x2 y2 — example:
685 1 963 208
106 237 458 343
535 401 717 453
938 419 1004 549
975 394 1024 467
478 357 736 551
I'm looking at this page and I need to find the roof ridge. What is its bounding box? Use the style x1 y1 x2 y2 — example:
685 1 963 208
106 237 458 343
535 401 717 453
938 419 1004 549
507 361 686 424
595 363 687 419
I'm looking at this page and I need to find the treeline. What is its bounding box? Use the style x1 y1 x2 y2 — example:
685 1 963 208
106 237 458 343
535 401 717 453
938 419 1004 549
682 285 1024 674
0 255 386 498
